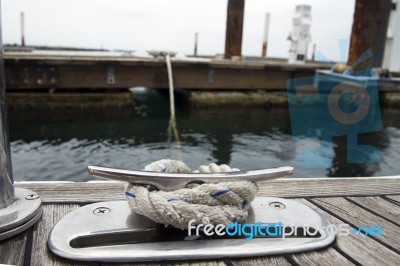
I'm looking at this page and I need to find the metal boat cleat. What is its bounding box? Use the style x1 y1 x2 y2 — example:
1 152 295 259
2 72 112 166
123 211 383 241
87 165 295 191
48 166 335 262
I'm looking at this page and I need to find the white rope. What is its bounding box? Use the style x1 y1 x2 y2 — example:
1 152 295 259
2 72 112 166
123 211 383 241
166 54 175 118
125 159 258 229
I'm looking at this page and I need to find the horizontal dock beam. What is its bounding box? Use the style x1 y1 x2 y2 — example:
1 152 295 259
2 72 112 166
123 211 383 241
4 53 328 91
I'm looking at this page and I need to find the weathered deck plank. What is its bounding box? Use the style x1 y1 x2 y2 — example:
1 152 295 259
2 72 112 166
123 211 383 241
385 195 400 205
99 261 162 266
167 260 227 266
285 202 355 266
347 196 400 226
231 256 291 266
30 204 87 266
299 199 400 266
0 230 28 265
257 176 400 198
310 197 400 251
15 176 400 203
17 182 125 203
100 263 158 266
288 248 355 266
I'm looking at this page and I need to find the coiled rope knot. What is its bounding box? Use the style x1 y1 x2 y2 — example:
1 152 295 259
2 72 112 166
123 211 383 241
125 159 258 229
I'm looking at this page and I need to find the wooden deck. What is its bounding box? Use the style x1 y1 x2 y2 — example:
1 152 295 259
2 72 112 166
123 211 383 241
1 176 399 265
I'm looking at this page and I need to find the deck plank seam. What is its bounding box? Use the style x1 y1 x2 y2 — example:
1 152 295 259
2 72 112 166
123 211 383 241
222 258 234 266
305 198 400 255
344 197 400 227
283 254 300 266
23 227 34 266
381 195 400 206
331 243 361 266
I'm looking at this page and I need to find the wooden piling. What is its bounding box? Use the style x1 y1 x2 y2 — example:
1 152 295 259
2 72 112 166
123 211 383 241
20 12 25 47
224 0 245 59
261 13 270 58
348 0 392 70
311 44 316 61
194 32 198 56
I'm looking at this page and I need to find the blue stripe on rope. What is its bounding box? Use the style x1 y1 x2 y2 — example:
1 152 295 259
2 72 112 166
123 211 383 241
168 198 178 202
125 192 136 198
211 188 230 197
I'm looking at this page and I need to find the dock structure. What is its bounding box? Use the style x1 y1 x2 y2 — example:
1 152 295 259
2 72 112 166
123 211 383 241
0 177 399 265
4 53 329 91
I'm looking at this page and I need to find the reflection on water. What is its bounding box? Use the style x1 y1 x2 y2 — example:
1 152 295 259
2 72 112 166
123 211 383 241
8 90 400 181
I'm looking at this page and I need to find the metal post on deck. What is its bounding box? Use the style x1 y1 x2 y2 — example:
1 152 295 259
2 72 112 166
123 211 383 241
0 4 15 211
0 1 42 241
224 0 245 59
348 0 392 70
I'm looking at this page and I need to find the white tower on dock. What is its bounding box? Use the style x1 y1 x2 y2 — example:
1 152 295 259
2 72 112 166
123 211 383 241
287 5 312 64
383 0 400 72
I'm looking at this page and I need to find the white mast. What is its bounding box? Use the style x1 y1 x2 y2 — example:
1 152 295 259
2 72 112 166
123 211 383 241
287 5 312 64
383 0 400 72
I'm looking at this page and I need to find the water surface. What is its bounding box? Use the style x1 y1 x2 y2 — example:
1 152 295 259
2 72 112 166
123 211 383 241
9 91 400 181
